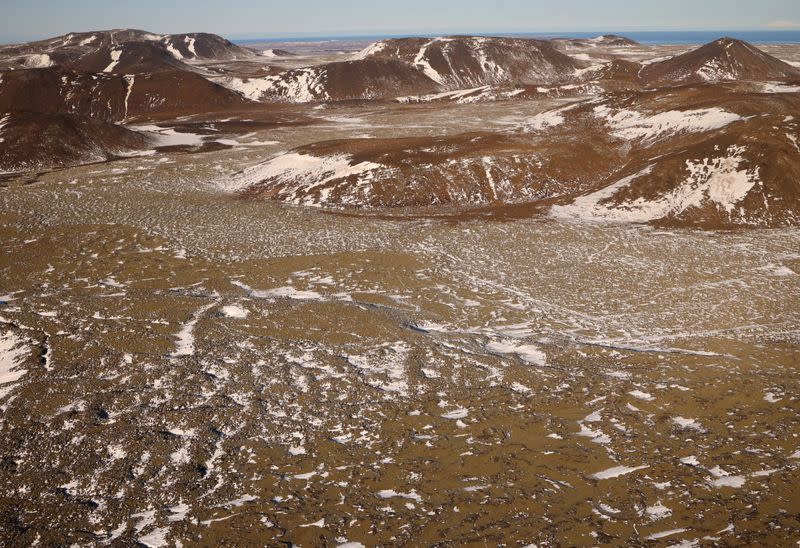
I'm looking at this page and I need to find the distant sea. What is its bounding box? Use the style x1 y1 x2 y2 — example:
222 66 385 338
233 30 800 46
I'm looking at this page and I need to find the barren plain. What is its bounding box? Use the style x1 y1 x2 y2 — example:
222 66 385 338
0 34 799 546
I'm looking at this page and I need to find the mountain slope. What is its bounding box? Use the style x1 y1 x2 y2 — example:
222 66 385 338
160 33 256 61
222 82 800 227
217 58 441 102
222 36 588 104
0 29 256 73
220 131 616 208
353 36 584 89
0 111 150 172
641 38 800 85
544 86 800 227
71 41 191 74
0 67 255 122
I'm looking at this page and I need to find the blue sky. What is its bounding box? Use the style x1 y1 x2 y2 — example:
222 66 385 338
2 0 799 43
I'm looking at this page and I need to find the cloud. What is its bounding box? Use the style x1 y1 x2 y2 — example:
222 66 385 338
766 20 800 29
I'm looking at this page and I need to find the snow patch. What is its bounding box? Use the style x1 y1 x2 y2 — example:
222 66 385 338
486 340 547 366
352 41 387 61
645 528 688 541
184 36 197 57
646 501 672 520
592 104 743 142
138 528 170 548
217 68 328 102
78 34 98 46
165 40 184 60
172 301 219 357
219 152 385 206
673 416 705 431
524 103 581 131
221 305 248 318
414 40 446 85
628 390 654 401
441 408 469 420
129 125 205 148
103 49 122 73
551 146 760 223
22 54 53 68
762 82 800 93
0 331 29 398
377 489 422 502
592 464 648 480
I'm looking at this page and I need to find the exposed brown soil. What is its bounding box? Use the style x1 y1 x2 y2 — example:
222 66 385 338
0 68 255 122
0 111 150 172
0 165 797 545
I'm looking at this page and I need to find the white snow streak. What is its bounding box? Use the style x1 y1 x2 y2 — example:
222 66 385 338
0 331 29 398
103 49 122 73
551 146 760 223
593 104 743 142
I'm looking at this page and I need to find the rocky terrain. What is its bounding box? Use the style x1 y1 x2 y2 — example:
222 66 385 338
0 28 799 547
3 31 798 227
215 38 800 228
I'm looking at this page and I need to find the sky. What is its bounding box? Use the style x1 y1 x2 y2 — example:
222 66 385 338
2 0 800 43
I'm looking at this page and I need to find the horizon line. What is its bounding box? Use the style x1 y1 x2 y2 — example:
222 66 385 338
3 27 800 46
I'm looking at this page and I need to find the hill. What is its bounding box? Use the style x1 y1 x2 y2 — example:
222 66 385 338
641 37 800 85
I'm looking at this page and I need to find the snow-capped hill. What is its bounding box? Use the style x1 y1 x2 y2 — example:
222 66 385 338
552 132 800 228
538 86 800 227
350 36 583 89
641 37 800 85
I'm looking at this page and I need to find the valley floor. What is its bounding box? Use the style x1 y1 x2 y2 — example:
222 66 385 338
1 118 799 545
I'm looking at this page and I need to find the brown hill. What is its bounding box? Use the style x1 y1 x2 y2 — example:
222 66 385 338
222 131 615 208
321 59 441 101
0 67 254 122
354 36 583 89
71 41 191 74
160 33 256 61
391 58 647 105
640 38 800 85
0 111 150 173
563 122 800 228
